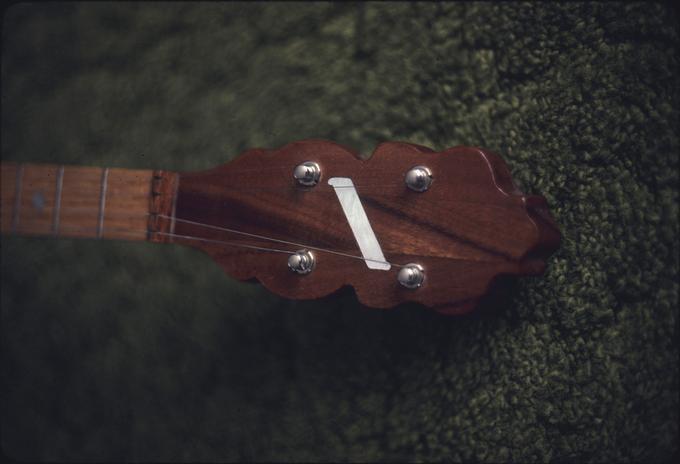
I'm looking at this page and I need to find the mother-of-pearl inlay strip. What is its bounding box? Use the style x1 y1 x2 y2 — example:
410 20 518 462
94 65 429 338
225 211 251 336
328 177 390 271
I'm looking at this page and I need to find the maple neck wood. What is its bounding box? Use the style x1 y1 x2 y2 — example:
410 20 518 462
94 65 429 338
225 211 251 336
0 162 178 242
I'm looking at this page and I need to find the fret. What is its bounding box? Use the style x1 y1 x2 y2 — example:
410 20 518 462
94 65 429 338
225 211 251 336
100 168 151 240
52 165 64 235
59 166 105 239
97 168 109 238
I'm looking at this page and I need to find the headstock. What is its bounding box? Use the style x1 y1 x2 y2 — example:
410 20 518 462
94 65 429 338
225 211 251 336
154 140 560 315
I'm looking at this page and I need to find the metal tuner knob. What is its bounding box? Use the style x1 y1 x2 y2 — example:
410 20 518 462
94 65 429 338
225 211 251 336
397 263 425 289
293 161 321 187
288 249 316 274
405 165 433 192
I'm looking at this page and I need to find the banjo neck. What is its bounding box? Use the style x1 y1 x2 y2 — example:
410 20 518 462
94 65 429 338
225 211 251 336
0 162 178 243
0 140 561 315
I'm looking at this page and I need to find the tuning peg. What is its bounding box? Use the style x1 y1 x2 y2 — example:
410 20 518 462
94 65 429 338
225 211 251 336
288 249 315 274
405 165 433 192
293 161 321 187
398 263 425 289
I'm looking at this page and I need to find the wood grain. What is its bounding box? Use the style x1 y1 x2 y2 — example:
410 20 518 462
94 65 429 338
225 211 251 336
0 163 154 241
0 141 560 314
170 140 561 314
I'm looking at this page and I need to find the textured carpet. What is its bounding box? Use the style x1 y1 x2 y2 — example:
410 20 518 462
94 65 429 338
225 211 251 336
1 2 678 462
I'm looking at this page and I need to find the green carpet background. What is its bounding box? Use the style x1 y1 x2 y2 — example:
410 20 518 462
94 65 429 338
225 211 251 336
1 2 678 462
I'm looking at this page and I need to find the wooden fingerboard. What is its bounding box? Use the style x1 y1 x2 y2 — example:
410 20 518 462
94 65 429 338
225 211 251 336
0 163 155 241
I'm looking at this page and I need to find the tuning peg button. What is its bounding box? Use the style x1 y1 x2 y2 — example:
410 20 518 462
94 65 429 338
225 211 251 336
293 161 321 187
288 249 315 274
398 263 425 289
405 166 433 192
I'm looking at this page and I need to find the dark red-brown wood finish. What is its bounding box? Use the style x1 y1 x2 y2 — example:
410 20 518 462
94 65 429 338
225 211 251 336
150 140 560 315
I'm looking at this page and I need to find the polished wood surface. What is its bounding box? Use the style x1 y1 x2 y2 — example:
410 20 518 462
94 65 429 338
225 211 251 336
0 140 560 314
170 140 560 315
0 163 154 241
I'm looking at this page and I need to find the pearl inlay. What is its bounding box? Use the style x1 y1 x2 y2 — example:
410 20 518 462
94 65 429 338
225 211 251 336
32 191 45 212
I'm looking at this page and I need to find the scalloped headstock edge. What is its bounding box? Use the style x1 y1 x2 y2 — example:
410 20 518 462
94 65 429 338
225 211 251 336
162 140 560 315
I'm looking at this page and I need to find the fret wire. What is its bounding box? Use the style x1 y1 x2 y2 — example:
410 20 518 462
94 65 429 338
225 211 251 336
52 165 65 235
96 168 109 239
